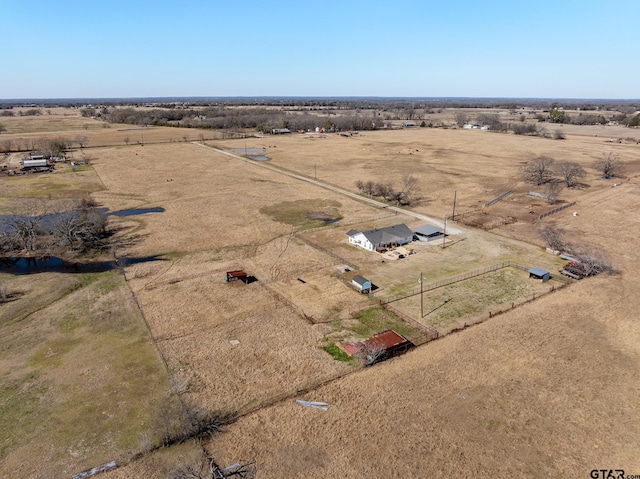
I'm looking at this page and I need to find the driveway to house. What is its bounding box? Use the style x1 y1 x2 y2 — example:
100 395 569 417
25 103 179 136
193 142 462 234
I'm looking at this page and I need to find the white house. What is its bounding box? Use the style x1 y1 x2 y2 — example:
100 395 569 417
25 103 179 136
346 224 414 252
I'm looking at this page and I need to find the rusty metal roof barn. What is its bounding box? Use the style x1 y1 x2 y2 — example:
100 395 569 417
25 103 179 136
363 329 411 351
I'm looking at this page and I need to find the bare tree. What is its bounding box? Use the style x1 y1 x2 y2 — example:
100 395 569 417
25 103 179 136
74 135 89 150
455 112 468 127
396 175 421 206
593 152 624 178
555 161 586 187
171 464 204 479
5 199 48 252
363 180 376 196
46 137 71 157
172 454 256 479
553 129 566 140
522 155 556 185
354 339 386 366
124 137 130 145
0 123 6 134
0 139 12 153
50 200 108 252
568 244 615 276
371 182 391 201
545 181 563 204
538 223 566 251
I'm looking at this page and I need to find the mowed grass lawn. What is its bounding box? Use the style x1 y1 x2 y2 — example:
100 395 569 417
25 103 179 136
394 267 558 333
0 270 177 478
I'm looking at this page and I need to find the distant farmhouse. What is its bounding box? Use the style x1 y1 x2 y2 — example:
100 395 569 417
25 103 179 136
347 224 413 252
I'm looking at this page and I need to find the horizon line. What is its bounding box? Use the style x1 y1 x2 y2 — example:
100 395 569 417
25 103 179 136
1 96 639 103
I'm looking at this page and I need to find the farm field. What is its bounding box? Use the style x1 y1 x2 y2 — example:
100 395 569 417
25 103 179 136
1 107 639 477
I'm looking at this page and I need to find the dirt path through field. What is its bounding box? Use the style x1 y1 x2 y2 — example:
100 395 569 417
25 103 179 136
192 142 462 234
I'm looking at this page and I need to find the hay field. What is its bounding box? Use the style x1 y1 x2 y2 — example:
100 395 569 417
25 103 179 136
3 109 640 477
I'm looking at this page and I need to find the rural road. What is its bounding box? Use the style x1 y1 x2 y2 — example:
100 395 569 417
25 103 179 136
192 142 462 234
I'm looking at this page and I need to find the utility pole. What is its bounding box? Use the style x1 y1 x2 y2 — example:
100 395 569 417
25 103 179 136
420 272 423 319
442 216 447 249
315 164 317 179
452 190 457 220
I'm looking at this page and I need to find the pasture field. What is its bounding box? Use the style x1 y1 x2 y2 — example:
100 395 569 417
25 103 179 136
0 269 180 478
1 108 639 477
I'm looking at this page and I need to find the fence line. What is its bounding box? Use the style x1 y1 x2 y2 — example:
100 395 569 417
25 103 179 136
384 262 512 304
383 260 559 304
446 208 479 222
484 189 513 207
295 234 355 268
260 283 312 322
236 367 355 418
480 216 518 231
380 302 439 345
537 201 577 221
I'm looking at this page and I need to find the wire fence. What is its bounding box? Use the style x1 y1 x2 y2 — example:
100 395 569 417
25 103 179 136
295 234 355 268
384 262 513 304
379 302 440 345
479 216 518 231
382 260 558 304
446 208 479 222
484 189 513 207
537 201 577 221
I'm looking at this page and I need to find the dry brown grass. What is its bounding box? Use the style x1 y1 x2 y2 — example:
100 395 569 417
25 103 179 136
2 108 640 477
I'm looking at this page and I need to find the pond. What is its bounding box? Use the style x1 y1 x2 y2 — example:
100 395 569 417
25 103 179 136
231 148 266 155
0 207 165 232
248 155 270 161
0 255 166 275
109 207 165 217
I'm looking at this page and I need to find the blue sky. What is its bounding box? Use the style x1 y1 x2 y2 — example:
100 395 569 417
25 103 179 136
1 0 638 99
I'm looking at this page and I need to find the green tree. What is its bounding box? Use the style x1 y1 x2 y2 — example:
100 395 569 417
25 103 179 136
549 108 566 123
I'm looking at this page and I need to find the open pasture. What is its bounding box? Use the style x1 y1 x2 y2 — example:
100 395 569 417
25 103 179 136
2 108 640 477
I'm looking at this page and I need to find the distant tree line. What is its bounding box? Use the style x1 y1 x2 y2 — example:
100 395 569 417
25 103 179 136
3 97 639 111
0 135 87 154
92 106 388 132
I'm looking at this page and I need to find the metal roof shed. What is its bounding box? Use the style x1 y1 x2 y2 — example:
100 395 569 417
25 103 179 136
414 224 444 240
352 275 372 293
528 267 550 282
